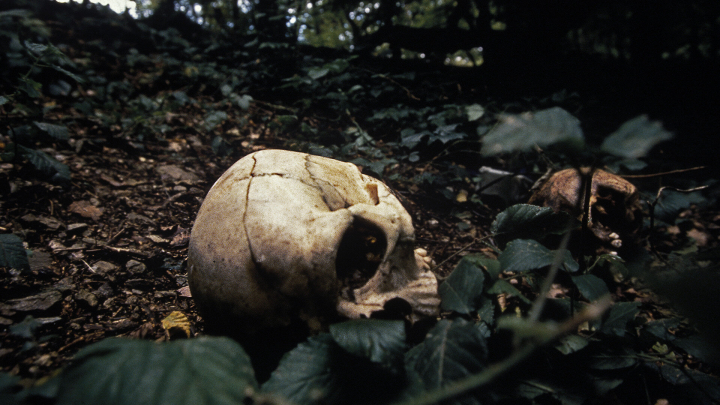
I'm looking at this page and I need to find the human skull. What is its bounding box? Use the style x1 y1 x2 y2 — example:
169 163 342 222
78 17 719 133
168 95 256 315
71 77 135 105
187 149 439 336
528 168 642 250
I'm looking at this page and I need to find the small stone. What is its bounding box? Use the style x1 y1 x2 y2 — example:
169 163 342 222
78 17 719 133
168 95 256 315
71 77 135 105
75 289 99 307
7 290 63 312
92 261 118 275
53 277 76 292
67 223 88 233
35 317 63 326
126 260 147 274
154 291 177 299
94 283 114 300
146 235 168 244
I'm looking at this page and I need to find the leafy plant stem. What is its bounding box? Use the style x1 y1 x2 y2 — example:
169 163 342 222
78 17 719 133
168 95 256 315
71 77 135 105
527 166 594 323
526 228 573 323
394 297 613 405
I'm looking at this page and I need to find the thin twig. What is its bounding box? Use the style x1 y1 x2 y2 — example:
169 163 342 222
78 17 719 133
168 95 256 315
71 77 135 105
621 166 706 178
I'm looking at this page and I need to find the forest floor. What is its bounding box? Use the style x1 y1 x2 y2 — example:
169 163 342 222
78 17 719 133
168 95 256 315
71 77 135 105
1 2 719 396
0 109 503 379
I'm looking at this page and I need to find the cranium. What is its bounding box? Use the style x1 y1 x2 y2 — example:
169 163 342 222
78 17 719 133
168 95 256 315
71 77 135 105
528 168 642 251
187 149 439 337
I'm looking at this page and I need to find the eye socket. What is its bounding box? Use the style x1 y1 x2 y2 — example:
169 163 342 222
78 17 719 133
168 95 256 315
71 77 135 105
336 217 388 292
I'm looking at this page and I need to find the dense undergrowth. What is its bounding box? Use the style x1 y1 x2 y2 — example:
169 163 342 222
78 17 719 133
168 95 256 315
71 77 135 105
1 1 719 404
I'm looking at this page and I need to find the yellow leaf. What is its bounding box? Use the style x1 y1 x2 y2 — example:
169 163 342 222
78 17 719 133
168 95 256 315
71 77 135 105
456 189 468 203
161 311 191 338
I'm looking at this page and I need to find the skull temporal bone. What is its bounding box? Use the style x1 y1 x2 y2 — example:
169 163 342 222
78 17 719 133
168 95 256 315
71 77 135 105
187 149 439 335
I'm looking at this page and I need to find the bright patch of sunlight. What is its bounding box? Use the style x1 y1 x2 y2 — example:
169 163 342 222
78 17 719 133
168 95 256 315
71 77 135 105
56 0 137 17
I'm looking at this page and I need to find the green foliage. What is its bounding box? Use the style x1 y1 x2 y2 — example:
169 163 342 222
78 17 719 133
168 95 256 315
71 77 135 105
55 337 258 405
329 320 406 373
262 320 408 404
15 144 71 183
481 107 585 156
600 115 674 159
439 256 486 314
0 233 30 272
498 239 579 273
405 319 489 404
599 302 640 337
491 204 579 241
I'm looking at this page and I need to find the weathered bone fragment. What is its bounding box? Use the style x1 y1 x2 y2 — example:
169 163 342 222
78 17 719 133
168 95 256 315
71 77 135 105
188 149 439 337
528 168 642 251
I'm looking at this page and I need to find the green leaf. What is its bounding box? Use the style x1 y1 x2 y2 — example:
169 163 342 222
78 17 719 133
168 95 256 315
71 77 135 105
554 334 589 355
264 333 404 404
236 94 252 110
52 65 84 83
491 204 579 239
24 41 47 55
466 104 485 121
587 351 637 370
430 124 465 144
19 78 42 98
600 302 640 336
0 372 22 405
308 67 329 80
486 279 532 304
33 122 69 140
56 337 258 405
481 107 584 156
498 239 578 273
400 129 431 149
652 365 720 402
17 145 71 183
406 319 488 390
674 335 720 364
203 111 228 131
439 256 486 314
600 115 673 159
0 95 9 105
654 189 706 224
571 274 610 302
641 318 681 342
9 316 41 339
0 233 30 271
330 319 405 372
262 334 342 405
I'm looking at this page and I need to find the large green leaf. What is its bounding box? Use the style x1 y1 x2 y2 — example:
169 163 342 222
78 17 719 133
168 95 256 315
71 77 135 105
600 302 640 337
439 257 486 314
263 333 405 405
491 204 578 239
498 239 579 273
56 337 258 405
17 144 71 183
0 372 21 405
0 234 30 272
600 115 673 159
406 319 488 397
330 319 406 372
262 334 342 405
481 107 584 156
34 122 69 140
653 189 707 224
571 274 610 302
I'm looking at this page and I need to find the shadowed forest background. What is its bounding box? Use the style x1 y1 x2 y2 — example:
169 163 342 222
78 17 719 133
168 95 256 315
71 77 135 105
1 0 720 404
